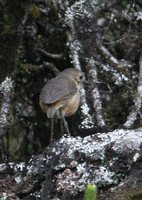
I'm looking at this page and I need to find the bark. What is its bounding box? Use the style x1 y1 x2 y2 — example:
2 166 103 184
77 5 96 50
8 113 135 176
87 57 106 128
123 51 142 128
0 77 13 160
65 5 94 129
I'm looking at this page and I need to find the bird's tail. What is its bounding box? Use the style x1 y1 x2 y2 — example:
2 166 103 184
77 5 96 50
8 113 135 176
47 106 57 118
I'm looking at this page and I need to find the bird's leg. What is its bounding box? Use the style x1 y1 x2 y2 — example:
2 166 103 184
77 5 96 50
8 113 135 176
60 110 71 136
50 117 54 141
60 118 64 135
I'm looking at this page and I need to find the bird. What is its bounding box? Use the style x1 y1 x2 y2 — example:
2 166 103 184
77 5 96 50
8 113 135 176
39 68 85 140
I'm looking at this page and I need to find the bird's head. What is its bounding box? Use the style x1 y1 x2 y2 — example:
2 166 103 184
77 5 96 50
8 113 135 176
62 68 84 83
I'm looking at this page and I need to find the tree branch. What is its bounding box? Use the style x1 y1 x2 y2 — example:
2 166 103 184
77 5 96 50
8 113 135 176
0 77 13 160
96 41 132 86
38 48 63 59
88 57 106 128
96 41 119 65
65 7 94 129
123 51 142 128
96 41 132 69
41 62 60 75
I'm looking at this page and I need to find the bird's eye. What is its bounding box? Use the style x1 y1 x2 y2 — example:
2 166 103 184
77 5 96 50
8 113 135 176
79 75 83 80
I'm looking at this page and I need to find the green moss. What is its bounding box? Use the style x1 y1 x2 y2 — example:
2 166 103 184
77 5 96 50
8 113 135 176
28 143 34 154
105 88 134 129
1 15 16 36
121 0 129 7
19 63 39 72
30 4 40 18
135 5 142 12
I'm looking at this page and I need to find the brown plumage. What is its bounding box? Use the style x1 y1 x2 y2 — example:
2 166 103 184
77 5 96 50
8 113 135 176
39 68 84 140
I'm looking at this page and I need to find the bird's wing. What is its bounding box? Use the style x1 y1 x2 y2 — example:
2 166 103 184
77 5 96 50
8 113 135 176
40 77 77 104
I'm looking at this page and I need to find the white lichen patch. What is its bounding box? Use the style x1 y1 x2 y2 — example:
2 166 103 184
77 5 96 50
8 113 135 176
95 129 142 154
55 162 66 170
8 162 26 172
135 11 142 20
94 166 116 185
101 64 128 86
56 162 115 194
137 85 142 95
60 136 94 158
111 129 142 153
15 175 22 184
79 88 94 128
0 77 13 93
56 128 142 193
133 152 140 162
80 103 94 129
65 0 88 23
60 129 142 160
30 192 41 199
1 193 8 200
0 76 13 130
14 162 26 172
27 164 36 174
56 162 87 193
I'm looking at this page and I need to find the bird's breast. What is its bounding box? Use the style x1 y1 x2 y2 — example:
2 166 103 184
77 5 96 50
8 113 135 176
62 90 80 117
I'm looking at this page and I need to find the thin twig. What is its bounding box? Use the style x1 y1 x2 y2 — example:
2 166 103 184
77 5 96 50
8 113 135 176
38 48 63 59
96 41 132 70
41 62 60 75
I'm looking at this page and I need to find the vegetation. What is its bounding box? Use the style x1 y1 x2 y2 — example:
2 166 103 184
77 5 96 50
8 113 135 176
85 184 97 200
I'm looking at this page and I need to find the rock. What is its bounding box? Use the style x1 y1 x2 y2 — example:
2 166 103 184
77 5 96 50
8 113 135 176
1 128 142 199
